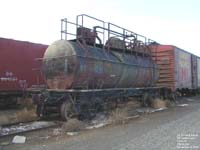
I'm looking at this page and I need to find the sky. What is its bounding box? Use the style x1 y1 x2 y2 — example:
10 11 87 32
0 0 200 56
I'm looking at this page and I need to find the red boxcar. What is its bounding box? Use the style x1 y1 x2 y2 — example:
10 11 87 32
152 45 196 92
0 38 47 103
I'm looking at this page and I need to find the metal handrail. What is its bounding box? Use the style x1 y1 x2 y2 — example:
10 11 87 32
60 14 158 56
76 14 105 26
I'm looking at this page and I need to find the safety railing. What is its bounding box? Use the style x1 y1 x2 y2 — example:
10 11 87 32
61 14 158 57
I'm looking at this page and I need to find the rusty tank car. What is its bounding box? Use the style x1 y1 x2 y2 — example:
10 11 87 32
43 40 157 90
33 14 168 120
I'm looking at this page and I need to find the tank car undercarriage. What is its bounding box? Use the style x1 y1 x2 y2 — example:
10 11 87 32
33 87 173 120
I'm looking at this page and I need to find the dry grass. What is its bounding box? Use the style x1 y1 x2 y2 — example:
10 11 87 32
0 107 38 126
61 119 85 132
107 99 141 125
150 98 167 109
126 100 142 110
108 108 129 125
16 107 37 121
165 99 172 107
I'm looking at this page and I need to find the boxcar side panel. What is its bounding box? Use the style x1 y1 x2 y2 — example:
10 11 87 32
174 47 192 89
191 55 198 89
197 57 200 87
0 38 47 92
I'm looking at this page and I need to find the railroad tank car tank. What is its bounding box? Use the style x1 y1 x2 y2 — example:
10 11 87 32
42 40 159 90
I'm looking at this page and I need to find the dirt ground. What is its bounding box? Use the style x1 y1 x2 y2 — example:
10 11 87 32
1 96 200 150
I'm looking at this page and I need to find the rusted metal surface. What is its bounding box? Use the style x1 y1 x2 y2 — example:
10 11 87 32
43 40 158 90
0 38 47 93
151 45 193 91
151 45 175 90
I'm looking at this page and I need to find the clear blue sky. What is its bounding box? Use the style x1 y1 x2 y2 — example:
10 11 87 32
0 0 200 55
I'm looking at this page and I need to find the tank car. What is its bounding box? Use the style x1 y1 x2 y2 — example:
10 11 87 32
34 14 168 120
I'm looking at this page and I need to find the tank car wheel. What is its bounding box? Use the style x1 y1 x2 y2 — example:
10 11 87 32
60 101 73 121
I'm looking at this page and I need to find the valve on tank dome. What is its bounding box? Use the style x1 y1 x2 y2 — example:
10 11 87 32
76 27 98 45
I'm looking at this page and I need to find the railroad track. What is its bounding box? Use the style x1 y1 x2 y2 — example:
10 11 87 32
0 121 61 137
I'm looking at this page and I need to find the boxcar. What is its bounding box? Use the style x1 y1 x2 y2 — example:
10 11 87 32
0 37 47 106
153 45 197 94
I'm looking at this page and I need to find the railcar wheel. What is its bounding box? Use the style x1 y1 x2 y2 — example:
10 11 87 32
60 101 73 121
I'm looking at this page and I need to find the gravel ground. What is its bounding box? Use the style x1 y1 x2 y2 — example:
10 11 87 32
1 97 200 150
